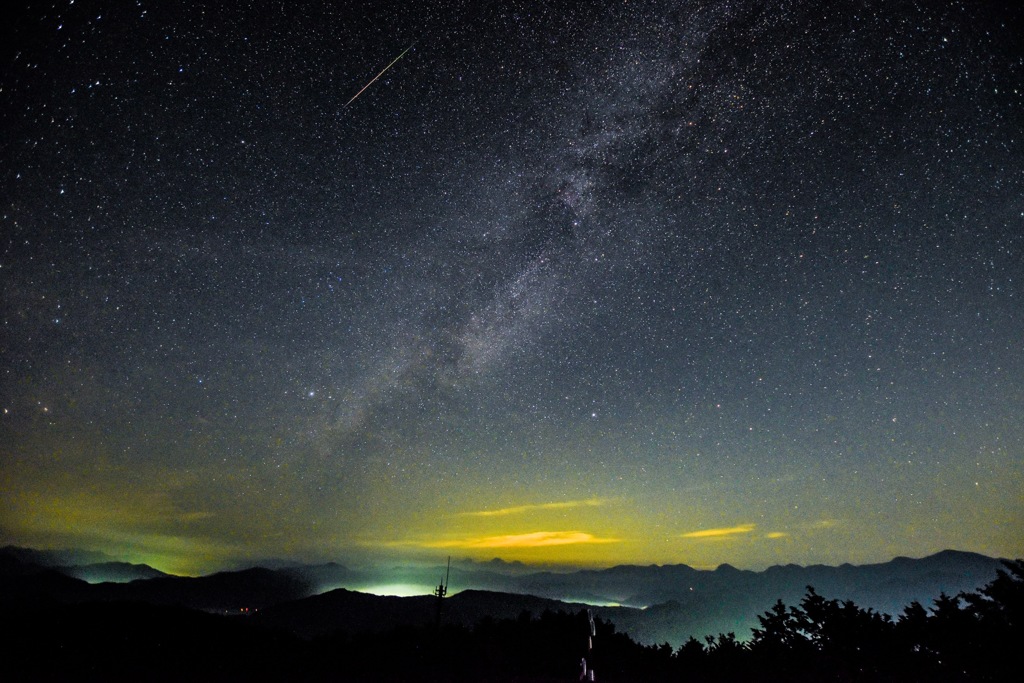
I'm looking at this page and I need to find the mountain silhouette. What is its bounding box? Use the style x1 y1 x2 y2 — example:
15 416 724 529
62 561 169 583
256 586 639 638
0 546 1005 645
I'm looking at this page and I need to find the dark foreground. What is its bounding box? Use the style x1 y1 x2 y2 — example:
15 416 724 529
5 559 1023 681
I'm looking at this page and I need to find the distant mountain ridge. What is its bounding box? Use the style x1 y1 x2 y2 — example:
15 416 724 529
0 545 114 567
63 561 168 583
0 546 1006 645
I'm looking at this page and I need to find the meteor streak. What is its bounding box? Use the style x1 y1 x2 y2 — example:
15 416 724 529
344 44 413 107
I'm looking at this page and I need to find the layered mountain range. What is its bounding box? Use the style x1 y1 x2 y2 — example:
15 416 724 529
0 547 1004 645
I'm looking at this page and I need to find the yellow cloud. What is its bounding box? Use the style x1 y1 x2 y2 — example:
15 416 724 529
425 531 619 549
681 523 756 539
459 498 608 517
765 531 789 539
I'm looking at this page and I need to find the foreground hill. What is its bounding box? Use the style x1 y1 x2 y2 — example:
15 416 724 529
256 587 641 638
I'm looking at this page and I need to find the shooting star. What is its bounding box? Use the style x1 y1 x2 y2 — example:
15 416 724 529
345 44 414 108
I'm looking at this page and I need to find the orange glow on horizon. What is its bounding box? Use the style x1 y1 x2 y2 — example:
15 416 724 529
681 524 757 539
424 530 620 549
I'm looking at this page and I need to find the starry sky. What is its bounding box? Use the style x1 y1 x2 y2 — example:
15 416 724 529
2 0 1022 576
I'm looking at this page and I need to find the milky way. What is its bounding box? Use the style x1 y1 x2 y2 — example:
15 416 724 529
2 0 1021 574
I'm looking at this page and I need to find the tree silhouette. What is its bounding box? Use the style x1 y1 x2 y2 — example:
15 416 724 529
959 559 1024 680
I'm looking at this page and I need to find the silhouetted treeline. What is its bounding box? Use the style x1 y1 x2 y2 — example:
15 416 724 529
4 559 1022 681
676 558 1024 682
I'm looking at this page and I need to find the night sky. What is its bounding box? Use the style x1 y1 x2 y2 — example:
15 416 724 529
2 0 1022 576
